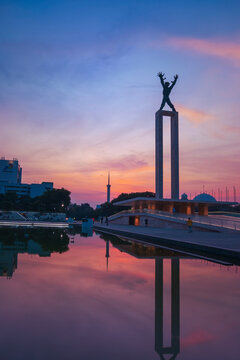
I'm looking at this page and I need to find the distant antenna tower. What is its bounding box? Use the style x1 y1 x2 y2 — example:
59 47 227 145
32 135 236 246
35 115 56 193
233 186 236 202
106 172 111 203
225 187 228 201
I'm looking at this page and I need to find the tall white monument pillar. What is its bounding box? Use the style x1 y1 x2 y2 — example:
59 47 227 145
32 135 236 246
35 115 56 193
155 111 163 199
155 110 179 199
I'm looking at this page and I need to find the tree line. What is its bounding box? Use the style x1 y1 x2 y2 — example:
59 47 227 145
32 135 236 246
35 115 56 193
0 188 71 212
0 189 155 219
0 227 69 254
68 191 155 220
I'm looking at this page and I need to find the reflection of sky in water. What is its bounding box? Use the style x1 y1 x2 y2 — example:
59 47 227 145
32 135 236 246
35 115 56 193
0 231 239 359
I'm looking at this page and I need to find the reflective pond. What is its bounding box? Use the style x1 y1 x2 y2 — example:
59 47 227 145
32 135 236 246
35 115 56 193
0 227 239 360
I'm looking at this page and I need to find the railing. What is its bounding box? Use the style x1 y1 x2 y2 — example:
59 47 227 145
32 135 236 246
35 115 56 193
144 209 240 230
0 220 69 228
109 209 240 231
109 210 132 218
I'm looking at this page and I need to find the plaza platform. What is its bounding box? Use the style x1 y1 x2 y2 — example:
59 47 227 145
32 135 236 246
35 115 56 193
94 223 240 264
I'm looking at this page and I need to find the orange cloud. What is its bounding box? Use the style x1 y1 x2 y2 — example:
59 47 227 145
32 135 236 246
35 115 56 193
223 125 240 134
177 105 215 124
167 37 240 66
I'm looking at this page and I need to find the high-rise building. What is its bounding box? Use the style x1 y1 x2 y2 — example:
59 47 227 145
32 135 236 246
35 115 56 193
0 157 53 197
0 158 22 184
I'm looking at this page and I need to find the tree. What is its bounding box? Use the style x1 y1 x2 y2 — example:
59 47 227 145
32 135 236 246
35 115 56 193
0 191 18 210
32 188 71 212
112 191 155 203
92 191 155 218
67 203 94 220
0 188 71 212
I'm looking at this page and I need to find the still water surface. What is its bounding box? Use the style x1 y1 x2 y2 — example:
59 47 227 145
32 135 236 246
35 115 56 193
0 227 239 360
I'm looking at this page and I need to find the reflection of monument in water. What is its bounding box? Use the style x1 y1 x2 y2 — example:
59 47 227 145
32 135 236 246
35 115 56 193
155 258 180 360
108 237 182 359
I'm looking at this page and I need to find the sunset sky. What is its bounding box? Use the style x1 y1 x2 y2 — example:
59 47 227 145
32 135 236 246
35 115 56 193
1 0 240 205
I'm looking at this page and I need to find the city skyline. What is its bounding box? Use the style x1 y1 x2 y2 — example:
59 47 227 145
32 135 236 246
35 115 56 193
1 1 240 205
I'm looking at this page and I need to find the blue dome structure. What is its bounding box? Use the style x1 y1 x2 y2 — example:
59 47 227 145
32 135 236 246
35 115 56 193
193 193 216 202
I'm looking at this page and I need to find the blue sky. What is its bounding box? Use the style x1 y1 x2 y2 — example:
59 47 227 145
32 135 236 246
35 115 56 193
0 0 240 204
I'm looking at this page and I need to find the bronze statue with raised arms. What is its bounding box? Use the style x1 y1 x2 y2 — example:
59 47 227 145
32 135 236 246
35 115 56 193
158 72 178 112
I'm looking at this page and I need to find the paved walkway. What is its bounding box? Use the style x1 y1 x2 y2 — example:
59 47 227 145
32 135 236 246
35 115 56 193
94 223 240 260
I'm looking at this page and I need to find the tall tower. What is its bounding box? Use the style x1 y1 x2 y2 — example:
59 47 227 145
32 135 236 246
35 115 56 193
155 110 179 199
106 172 111 203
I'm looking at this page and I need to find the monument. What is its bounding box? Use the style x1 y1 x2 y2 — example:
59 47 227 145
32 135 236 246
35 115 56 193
98 73 237 229
156 72 179 199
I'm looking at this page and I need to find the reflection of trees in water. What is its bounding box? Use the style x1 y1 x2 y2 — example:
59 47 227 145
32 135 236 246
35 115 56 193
0 228 70 254
0 228 70 278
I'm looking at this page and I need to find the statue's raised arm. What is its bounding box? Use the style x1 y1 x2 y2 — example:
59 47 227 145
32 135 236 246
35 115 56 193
157 72 166 88
170 74 178 90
